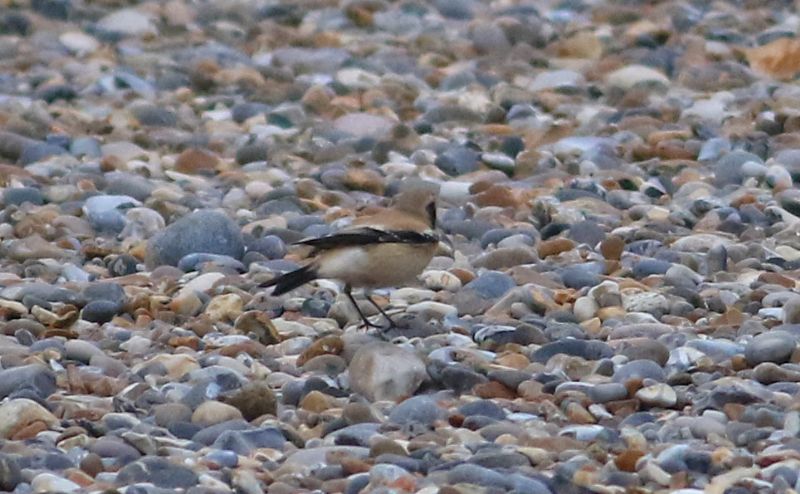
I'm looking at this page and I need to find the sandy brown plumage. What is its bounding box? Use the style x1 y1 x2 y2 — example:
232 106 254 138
260 189 439 328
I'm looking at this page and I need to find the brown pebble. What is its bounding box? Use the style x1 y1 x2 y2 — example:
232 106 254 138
168 335 201 350
11 420 48 440
302 85 334 114
597 306 627 320
299 390 332 413
565 402 596 424
517 380 544 400
723 403 745 421
474 381 517 399
605 399 640 416
711 447 733 466
538 238 575 258
449 268 476 284
495 352 529 369
343 168 385 194
747 37 800 80
655 139 697 160
449 413 465 428
731 354 748 371
65 469 93 487
600 235 625 260
475 185 518 208
758 272 795 288
174 148 220 174
225 382 277 421
343 402 380 424
297 335 344 367
234 311 281 345
615 449 645 472
623 378 644 396
369 438 407 457
339 456 372 475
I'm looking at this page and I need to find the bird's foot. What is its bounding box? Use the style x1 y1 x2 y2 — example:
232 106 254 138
358 319 385 330
373 325 395 341
372 319 400 341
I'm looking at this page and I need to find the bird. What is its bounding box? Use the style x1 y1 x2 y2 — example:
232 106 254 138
260 188 440 329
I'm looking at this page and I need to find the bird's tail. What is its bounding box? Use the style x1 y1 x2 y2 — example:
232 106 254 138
261 265 318 296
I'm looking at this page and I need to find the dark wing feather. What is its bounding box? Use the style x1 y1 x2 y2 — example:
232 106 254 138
295 227 437 251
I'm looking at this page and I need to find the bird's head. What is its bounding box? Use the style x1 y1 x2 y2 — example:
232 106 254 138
393 188 438 228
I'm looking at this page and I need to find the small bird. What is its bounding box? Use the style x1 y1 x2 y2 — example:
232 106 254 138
261 188 439 329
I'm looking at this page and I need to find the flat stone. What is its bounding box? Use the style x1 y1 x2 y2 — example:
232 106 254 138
387 395 441 426
745 331 796 366
146 210 244 268
0 365 56 400
192 401 244 426
606 64 669 89
348 343 427 402
115 457 199 488
97 8 157 37
613 360 666 384
0 398 58 439
636 383 677 408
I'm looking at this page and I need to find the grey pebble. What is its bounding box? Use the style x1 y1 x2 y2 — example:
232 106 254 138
146 210 245 268
388 396 443 426
0 364 56 400
613 359 667 383
116 457 199 489
745 331 797 366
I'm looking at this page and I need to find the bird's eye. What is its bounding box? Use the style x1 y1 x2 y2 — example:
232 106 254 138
426 200 437 226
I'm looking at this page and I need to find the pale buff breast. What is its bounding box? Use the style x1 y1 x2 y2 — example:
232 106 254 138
316 242 437 288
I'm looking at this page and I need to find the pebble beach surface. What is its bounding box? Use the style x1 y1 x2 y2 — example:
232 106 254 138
3 0 800 493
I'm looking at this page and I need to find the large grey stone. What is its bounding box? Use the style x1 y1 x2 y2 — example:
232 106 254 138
145 210 244 268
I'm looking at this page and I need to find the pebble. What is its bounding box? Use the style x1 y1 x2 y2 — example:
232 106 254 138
0 399 57 438
116 457 199 488
31 473 81 493
745 331 796 366
192 401 244 426
96 8 157 38
613 360 667 384
145 210 245 268
606 64 670 89
435 145 480 176
0 454 22 491
589 383 629 404
388 395 442 426
636 383 678 408
81 300 120 323
0 0 798 491
59 31 99 55
0 365 56 400
3 187 44 206
348 343 427 402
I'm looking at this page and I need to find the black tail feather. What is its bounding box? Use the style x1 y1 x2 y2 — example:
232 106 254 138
261 265 317 295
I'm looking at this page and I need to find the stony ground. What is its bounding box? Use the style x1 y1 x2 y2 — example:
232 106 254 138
3 0 800 493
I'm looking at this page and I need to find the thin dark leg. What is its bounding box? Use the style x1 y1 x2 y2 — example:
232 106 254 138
365 293 396 328
344 284 381 328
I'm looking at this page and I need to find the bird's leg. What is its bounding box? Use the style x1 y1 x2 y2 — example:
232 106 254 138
364 291 396 328
344 284 381 329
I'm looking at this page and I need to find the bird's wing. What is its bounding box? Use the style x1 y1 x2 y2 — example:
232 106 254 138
294 227 437 250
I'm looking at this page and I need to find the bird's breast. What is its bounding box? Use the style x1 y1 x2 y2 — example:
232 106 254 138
317 243 436 287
